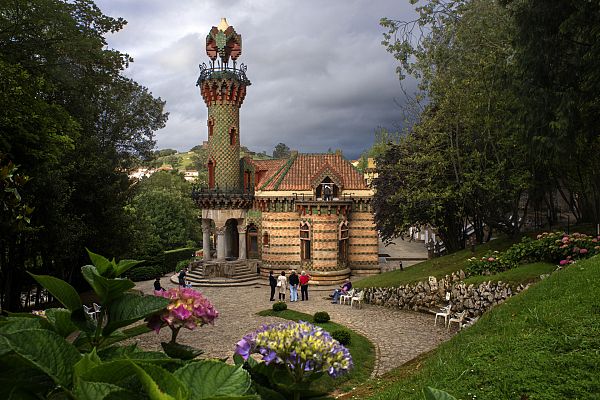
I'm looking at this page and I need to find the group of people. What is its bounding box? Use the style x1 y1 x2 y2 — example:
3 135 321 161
269 270 311 302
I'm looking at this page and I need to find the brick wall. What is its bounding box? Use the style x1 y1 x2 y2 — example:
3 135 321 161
260 212 300 267
348 212 379 275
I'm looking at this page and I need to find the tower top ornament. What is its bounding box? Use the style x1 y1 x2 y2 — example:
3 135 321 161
206 18 242 68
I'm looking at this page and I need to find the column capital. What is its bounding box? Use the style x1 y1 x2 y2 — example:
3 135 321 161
237 225 247 234
215 226 226 235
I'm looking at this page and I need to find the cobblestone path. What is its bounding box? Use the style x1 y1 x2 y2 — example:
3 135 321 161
134 279 453 376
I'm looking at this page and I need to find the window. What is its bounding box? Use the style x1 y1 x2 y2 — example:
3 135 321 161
208 118 214 137
244 170 252 192
229 127 237 145
207 159 215 188
316 177 338 200
338 221 349 264
262 231 270 246
300 222 311 261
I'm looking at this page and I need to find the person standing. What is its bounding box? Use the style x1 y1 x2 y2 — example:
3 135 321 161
178 267 187 287
277 271 287 302
268 270 277 301
289 270 299 302
299 270 311 301
154 277 165 291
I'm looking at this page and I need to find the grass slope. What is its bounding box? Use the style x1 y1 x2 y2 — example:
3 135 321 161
359 256 600 400
354 236 520 289
257 309 375 394
463 261 556 287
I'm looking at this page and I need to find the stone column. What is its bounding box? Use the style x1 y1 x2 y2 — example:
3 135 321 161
238 225 247 260
224 225 231 258
215 225 226 261
202 219 212 261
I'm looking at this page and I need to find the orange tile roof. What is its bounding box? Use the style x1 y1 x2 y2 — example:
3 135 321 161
255 154 368 191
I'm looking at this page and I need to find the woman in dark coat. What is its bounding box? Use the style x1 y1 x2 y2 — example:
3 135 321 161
268 270 277 301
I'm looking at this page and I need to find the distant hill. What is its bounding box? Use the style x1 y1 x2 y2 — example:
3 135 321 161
144 144 272 174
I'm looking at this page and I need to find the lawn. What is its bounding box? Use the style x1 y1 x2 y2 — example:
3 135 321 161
354 236 520 289
257 308 375 394
463 261 556 287
348 255 600 400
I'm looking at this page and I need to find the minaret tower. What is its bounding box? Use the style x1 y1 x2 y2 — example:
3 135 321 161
197 18 250 191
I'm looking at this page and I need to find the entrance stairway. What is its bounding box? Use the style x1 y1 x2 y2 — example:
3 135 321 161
172 260 262 287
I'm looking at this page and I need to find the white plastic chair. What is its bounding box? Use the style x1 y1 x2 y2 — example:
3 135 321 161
434 304 452 327
339 289 355 305
448 310 467 331
350 291 365 309
83 305 97 321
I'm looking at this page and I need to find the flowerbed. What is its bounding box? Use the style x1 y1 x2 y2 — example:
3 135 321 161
466 232 600 276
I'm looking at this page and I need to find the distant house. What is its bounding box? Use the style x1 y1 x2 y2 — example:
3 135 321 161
183 170 199 182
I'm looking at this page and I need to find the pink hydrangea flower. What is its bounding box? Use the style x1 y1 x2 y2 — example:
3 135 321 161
149 287 219 336
559 260 568 266
487 257 495 262
580 248 588 254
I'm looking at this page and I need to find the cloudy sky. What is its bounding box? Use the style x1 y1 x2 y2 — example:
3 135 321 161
95 0 417 159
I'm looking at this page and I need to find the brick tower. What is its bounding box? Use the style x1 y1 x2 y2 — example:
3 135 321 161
197 18 250 192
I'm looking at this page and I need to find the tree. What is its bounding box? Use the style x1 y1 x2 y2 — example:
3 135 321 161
375 0 530 251
127 171 201 259
272 143 291 159
0 0 167 310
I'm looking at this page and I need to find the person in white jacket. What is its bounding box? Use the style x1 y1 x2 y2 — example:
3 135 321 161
277 271 287 302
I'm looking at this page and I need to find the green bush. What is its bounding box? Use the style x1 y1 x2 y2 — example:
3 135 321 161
313 311 330 323
176 259 191 272
272 301 287 311
331 329 352 345
164 247 196 273
128 265 161 282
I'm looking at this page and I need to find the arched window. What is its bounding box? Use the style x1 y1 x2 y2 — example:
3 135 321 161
229 127 237 145
300 222 311 261
338 221 349 264
316 177 339 201
207 159 215 189
262 231 270 246
208 118 214 137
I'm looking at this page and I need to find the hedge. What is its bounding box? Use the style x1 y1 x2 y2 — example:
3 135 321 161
163 247 196 273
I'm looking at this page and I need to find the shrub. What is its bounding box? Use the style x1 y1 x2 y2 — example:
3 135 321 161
331 329 352 345
313 311 330 323
176 259 191 272
164 247 196 273
272 301 287 311
128 265 161 282
466 251 513 276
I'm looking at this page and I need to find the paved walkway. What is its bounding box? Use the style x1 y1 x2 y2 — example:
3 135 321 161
135 277 452 376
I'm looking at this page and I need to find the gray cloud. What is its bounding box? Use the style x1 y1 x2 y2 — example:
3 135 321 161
96 0 418 159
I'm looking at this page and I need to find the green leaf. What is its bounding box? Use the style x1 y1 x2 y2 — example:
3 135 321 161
103 293 168 336
45 308 78 338
86 248 115 277
0 353 54 398
131 362 187 400
423 387 458 400
96 324 152 349
7 387 42 400
74 349 101 382
74 380 130 400
79 360 137 384
3 329 81 388
174 360 252 399
114 259 144 277
81 265 134 304
161 341 203 360
0 315 49 334
29 273 82 311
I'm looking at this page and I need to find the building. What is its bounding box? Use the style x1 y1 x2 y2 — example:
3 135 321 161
193 19 379 284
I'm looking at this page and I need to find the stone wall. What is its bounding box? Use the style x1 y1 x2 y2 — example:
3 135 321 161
364 271 530 317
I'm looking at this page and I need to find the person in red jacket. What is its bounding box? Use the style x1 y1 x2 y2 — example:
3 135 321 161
299 270 311 301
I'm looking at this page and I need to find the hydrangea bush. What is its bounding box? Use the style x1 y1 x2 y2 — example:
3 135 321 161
466 231 600 276
235 321 353 399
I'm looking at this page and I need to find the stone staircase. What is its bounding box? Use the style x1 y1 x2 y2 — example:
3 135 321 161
171 260 262 287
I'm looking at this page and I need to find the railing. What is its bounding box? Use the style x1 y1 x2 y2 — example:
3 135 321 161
196 62 251 86
292 193 355 203
191 184 255 201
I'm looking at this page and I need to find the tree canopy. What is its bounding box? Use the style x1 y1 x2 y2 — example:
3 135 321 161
0 0 168 310
373 0 599 251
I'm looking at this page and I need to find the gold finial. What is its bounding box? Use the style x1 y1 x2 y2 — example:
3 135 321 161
217 18 229 32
